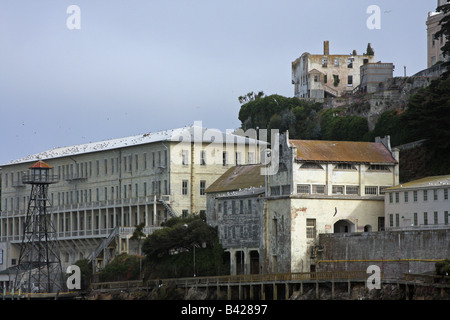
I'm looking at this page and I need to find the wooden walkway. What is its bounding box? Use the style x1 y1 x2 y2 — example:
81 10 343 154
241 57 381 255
91 271 370 300
90 271 450 300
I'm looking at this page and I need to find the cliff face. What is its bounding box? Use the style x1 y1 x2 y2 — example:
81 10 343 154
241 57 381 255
325 76 436 130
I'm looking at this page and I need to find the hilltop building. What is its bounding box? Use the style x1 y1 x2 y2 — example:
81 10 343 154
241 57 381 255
426 0 449 68
0 124 263 276
292 41 376 101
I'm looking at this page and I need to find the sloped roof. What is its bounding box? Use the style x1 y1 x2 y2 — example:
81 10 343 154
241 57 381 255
29 160 53 169
2 125 264 166
205 164 265 194
386 175 450 191
290 140 397 164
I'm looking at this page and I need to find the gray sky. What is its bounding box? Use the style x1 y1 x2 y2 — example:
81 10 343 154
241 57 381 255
0 0 437 165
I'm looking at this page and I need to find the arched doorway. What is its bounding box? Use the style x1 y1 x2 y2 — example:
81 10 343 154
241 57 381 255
334 219 355 233
364 225 372 232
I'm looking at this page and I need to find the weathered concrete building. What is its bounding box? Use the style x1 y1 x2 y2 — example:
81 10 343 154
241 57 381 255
262 132 399 273
360 62 395 93
426 0 449 68
0 124 262 275
206 164 265 275
384 175 450 230
292 41 375 101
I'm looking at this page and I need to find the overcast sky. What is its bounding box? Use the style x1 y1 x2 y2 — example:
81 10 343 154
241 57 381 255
0 0 438 165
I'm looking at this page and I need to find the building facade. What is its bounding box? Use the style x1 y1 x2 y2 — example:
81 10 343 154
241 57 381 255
384 175 450 230
0 125 262 275
206 164 265 275
262 132 399 273
292 41 375 101
426 0 449 68
360 62 395 93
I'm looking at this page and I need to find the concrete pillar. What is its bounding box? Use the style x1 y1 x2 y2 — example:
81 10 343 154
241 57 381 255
273 283 277 300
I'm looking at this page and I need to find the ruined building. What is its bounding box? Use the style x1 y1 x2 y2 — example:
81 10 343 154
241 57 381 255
292 41 376 101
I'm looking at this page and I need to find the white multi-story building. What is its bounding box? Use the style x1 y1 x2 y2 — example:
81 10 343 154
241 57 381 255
384 175 450 230
0 124 262 277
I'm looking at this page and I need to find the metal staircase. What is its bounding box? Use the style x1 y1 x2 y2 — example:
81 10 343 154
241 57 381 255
87 226 119 263
159 199 178 218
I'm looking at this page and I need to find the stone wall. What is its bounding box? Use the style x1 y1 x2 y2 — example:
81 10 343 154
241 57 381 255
317 229 450 278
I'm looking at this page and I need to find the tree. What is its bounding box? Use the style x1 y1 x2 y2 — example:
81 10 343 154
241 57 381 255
238 91 265 104
435 2 450 73
365 43 375 56
238 94 322 137
130 222 146 279
142 214 228 279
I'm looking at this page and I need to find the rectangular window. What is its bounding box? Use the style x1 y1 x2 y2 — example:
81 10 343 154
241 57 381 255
414 213 418 226
182 150 189 165
182 180 188 195
434 211 438 224
235 152 241 165
445 211 449 225
271 186 280 196
222 152 228 166
423 190 428 201
389 193 393 203
347 75 353 86
297 184 310 194
347 58 353 68
239 200 244 214
389 214 394 227
404 191 408 203
395 213 399 227
231 200 236 214
424 212 428 225
200 150 206 165
444 188 448 200
248 152 255 164
332 185 344 195
434 189 438 201
322 57 328 68
248 199 252 214
346 186 359 195
365 186 378 195
413 191 418 202
144 153 147 169
223 201 228 215
334 58 339 66
312 185 325 194
200 180 206 195
306 219 316 239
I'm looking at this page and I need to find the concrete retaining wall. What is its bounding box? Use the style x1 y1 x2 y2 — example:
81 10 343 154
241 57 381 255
318 229 450 278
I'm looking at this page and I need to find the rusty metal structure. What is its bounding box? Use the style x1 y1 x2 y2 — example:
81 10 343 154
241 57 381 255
13 160 65 294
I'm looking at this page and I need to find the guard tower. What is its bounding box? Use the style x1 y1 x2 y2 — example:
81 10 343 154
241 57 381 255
14 160 65 294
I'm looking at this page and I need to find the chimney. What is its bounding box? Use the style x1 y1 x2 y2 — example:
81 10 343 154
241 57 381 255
324 40 329 56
